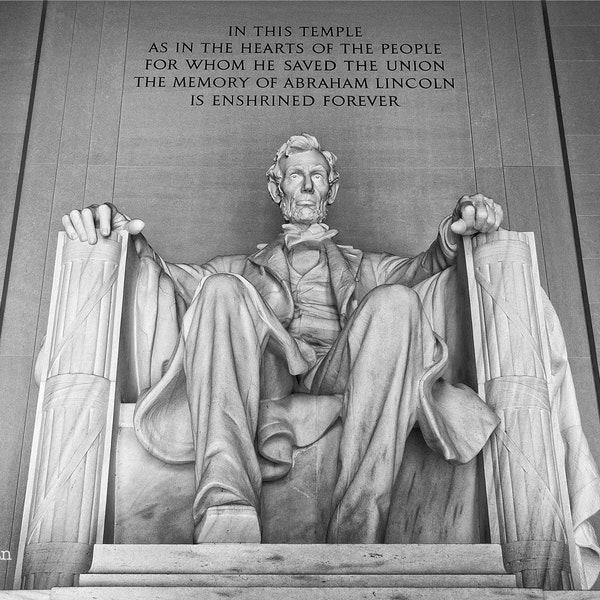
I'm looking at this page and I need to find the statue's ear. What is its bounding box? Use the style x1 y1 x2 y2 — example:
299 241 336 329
268 180 282 204
327 180 339 204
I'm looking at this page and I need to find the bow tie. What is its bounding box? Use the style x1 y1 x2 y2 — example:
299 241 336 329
282 223 339 249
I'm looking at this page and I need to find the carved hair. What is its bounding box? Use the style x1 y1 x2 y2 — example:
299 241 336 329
266 133 339 190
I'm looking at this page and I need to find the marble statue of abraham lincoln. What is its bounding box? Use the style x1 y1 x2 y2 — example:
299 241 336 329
61 133 503 544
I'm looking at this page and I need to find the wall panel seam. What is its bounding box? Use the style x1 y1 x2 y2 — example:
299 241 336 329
484 0 510 228
83 1 106 206
458 1 478 192
112 1 132 200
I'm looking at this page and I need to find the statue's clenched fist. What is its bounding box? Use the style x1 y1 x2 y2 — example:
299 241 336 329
450 193 503 237
61 203 145 244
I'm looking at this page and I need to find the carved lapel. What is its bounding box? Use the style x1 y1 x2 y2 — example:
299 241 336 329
322 239 363 322
244 237 295 325
249 236 289 281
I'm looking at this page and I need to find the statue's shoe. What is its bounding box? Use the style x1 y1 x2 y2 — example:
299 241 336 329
194 505 261 543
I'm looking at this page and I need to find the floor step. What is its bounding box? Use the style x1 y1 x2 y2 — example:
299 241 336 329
78 543 517 590
80 572 517 588
83 543 510 577
50 586 600 599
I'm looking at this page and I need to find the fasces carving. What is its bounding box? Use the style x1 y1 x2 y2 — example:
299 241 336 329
16 233 129 589
465 231 585 589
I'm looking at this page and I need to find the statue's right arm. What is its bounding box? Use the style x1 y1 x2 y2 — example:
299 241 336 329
61 203 195 297
61 203 245 306
36 204 243 387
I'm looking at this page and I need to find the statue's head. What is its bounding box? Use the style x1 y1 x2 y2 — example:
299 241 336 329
267 134 339 226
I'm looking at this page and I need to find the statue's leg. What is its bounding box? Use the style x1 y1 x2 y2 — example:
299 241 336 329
311 284 442 543
182 273 305 543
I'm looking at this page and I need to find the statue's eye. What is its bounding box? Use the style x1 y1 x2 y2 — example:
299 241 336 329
289 173 300 179
313 174 323 180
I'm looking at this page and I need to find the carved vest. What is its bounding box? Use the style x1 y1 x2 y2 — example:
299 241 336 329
287 248 341 357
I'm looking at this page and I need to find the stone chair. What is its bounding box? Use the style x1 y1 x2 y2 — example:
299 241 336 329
14 230 595 592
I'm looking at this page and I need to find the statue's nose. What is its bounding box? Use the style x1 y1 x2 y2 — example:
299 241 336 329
302 174 313 192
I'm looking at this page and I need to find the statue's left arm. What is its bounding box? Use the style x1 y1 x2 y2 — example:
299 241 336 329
372 194 503 287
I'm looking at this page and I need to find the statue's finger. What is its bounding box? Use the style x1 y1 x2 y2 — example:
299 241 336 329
491 204 502 231
461 202 476 230
81 208 97 244
107 203 131 230
69 210 88 242
454 196 471 219
97 204 112 236
483 207 496 231
474 203 488 229
62 215 78 240
494 205 504 230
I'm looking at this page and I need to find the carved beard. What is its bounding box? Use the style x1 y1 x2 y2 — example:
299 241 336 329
280 192 328 225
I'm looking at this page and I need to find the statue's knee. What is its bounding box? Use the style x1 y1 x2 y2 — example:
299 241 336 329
201 273 244 297
366 284 420 311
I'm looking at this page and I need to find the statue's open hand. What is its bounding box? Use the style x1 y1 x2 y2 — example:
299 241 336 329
61 203 145 244
450 193 503 236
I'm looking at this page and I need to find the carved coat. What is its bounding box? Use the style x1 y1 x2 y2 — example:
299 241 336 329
131 226 474 467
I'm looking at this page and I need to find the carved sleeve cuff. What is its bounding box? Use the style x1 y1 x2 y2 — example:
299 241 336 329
438 215 458 262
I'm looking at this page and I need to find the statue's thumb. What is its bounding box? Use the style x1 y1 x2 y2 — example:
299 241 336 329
450 219 467 235
125 219 145 236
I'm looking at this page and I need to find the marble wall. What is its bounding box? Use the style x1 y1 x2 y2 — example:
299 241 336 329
1 0 600 589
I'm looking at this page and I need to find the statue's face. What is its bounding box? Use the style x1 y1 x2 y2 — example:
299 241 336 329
279 150 331 225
